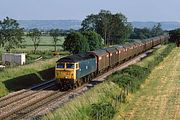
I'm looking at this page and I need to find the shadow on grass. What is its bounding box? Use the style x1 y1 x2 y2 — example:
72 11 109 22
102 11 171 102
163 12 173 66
3 67 55 91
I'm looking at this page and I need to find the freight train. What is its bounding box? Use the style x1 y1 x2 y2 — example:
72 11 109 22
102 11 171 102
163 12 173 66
55 35 169 89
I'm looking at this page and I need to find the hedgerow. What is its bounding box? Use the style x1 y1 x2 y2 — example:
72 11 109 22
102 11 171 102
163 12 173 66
108 44 175 105
86 44 175 120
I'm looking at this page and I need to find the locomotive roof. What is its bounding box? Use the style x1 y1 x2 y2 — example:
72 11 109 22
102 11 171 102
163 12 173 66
57 53 95 63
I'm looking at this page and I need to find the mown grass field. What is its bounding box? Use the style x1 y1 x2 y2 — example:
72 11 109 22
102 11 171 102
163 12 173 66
21 36 65 51
0 36 65 61
44 44 175 120
115 47 180 120
0 36 65 53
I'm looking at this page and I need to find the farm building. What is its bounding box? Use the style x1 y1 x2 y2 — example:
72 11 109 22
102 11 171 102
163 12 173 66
2 53 26 65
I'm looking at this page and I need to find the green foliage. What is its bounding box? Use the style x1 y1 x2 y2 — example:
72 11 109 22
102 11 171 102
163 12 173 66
81 31 103 51
0 57 58 97
26 50 53 64
90 102 116 120
27 28 42 53
111 65 148 93
81 10 132 45
49 29 61 51
147 43 175 69
108 44 174 101
169 28 180 47
0 17 24 52
151 23 164 36
63 32 89 54
130 23 164 39
130 27 152 39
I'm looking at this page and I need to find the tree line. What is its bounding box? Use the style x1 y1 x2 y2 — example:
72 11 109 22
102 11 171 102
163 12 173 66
130 23 164 39
0 17 103 54
64 10 132 54
0 17 63 53
169 29 180 47
1 10 179 55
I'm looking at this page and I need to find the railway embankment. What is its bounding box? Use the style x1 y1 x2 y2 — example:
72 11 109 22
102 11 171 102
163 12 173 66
44 44 175 120
0 58 58 97
114 44 180 119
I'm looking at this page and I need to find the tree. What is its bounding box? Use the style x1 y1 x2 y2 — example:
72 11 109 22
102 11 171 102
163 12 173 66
0 17 24 52
151 23 163 37
81 31 103 51
81 10 132 45
49 29 61 51
63 32 89 54
169 29 180 47
130 27 152 39
0 29 2 47
130 23 164 40
27 28 41 53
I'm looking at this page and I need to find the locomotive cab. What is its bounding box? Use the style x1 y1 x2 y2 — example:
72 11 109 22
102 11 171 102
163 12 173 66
55 61 79 88
55 53 96 89
56 62 79 80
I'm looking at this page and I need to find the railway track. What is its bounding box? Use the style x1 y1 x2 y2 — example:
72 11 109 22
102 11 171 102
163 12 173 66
1 85 86 120
0 48 155 120
0 79 56 105
0 79 56 119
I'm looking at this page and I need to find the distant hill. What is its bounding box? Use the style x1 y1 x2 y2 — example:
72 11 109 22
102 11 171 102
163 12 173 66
131 21 180 30
18 20 180 31
18 20 81 30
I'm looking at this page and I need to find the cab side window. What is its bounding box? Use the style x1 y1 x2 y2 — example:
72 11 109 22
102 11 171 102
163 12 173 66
66 64 74 68
57 63 64 68
76 63 79 69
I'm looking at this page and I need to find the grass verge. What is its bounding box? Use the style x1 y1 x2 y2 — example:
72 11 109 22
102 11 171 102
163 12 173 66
0 57 59 97
114 44 180 120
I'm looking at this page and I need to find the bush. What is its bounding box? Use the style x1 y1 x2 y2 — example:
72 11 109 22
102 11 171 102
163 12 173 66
90 102 116 120
108 44 174 102
110 65 149 93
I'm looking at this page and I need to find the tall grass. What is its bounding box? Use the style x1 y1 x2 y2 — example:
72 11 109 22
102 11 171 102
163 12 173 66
45 82 121 120
44 44 175 120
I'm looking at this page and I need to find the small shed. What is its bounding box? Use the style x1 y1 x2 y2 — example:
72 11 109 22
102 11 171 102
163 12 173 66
0 65 5 70
2 53 26 65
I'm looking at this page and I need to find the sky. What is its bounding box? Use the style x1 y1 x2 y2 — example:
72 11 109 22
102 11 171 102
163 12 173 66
0 0 180 22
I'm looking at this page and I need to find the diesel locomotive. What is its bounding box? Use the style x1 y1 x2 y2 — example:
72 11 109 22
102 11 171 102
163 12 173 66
55 35 169 89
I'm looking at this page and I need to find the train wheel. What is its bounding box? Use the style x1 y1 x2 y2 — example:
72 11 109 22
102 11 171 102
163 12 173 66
73 81 77 89
83 77 87 83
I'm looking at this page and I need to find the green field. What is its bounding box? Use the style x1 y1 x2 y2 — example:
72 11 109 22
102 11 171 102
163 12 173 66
0 36 65 52
20 36 64 51
0 36 67 97
0 36 66 63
